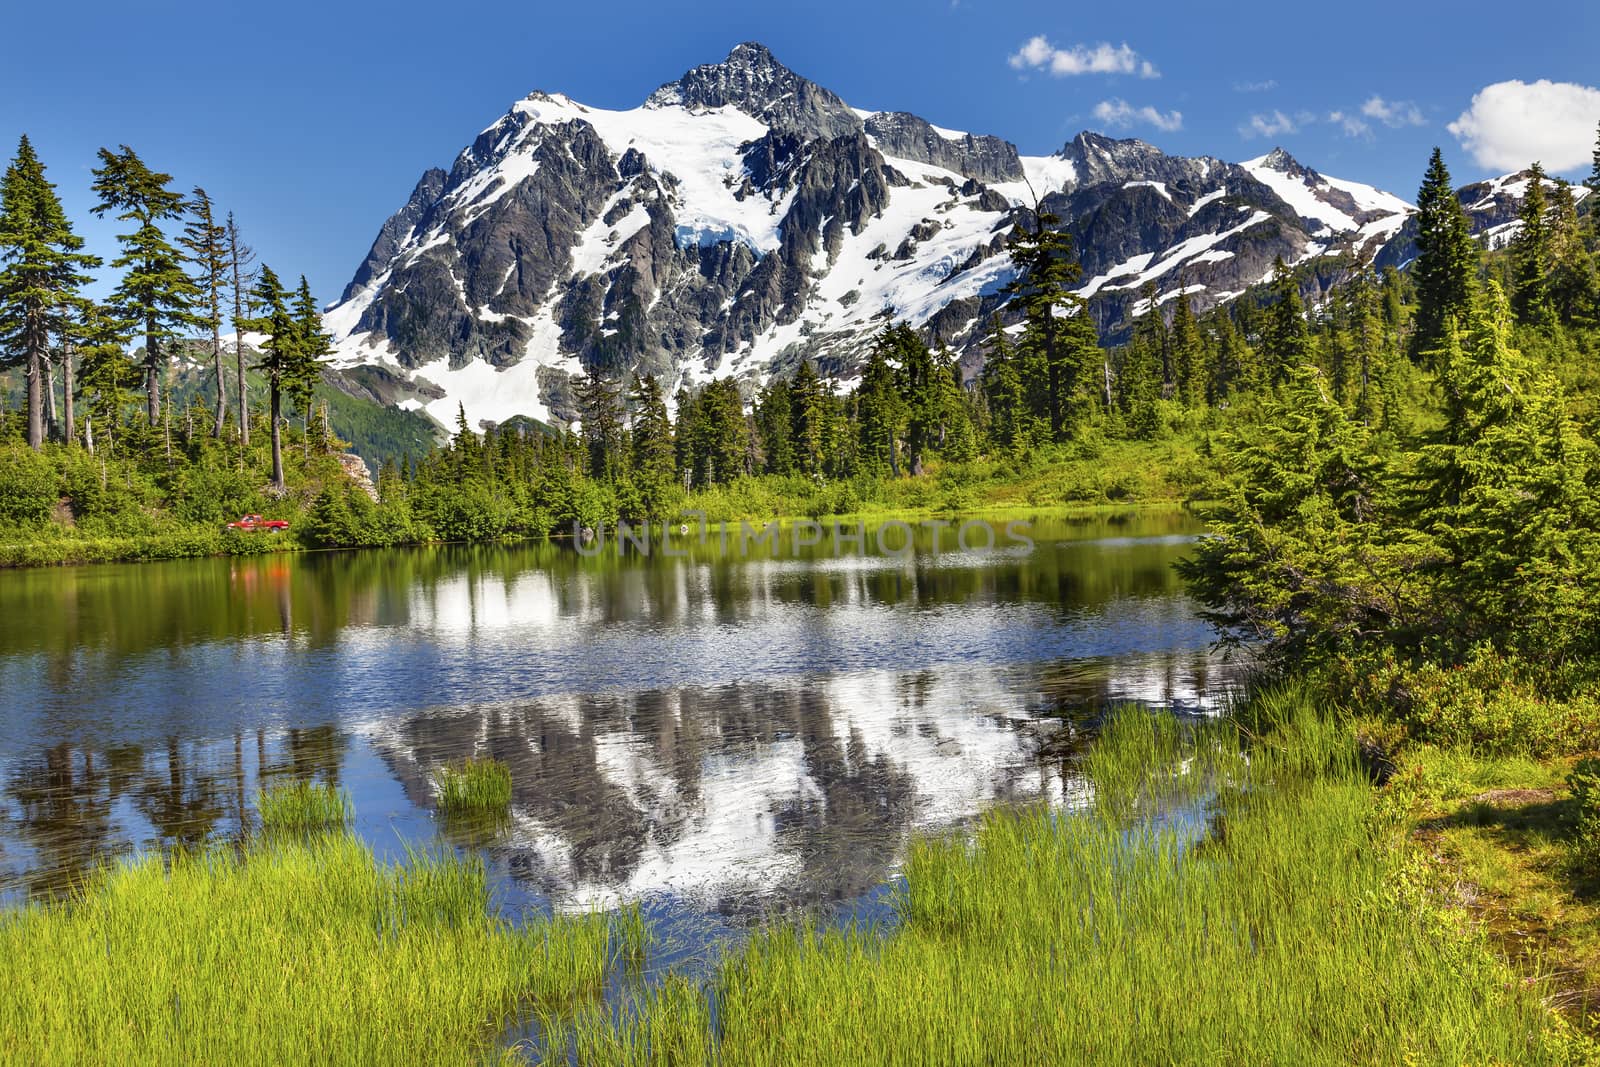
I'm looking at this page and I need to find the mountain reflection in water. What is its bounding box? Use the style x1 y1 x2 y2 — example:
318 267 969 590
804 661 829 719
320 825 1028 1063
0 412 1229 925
0 512 1238 914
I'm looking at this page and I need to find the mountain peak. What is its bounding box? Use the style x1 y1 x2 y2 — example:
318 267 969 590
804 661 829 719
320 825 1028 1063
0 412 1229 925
1254 147 1319 182
646 42 861 139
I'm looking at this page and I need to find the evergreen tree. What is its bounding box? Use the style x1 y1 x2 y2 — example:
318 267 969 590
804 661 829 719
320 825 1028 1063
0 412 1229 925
1207 310 1249 407
855 334 905 476
1176 363 1396 663
575 365 624 482
673 384 696 488
75 303 133 455
1410 283 1600 660
1168 288 1203 406
629 373 675 505
290 276 332 451
1588 121 1600 204
182 188 229 436
690 378 748 485
1324 291 1355 408
90 145 197 426
1118 304 1163 439
788 359 828 478
242 265 296 490
0 135 99 450
1262 259 1312 386
1546 178 1596 327
1509 162 1555 329
881 322 940 474
980 316 1029 453
755 376 795 475
1000 210 1097 439
1411 148 1478 364
934 343 977 462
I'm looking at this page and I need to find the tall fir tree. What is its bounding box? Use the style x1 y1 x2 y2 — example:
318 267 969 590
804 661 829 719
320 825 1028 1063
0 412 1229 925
788 359 827 478
1168 288 1203 406
754 376 795 475
628 372 675 501
1588 121 1600 205
182 188 230 437
243 265 296 490
1410 283 1600 660
90 145 197 426
980 315 1029 453
575 366 624 482
74 303 133 455
1206 310 1249 407
1263 258 1312 386
691 378 748 485
881 322 941 474
1546 178 1596 327
1118 303 1163 439
290 276 332 451
1000 210 1097 440
1509 162 1554 329
0 135 99 449
1411 148 1478 364
933 343 978 462
855 333 906 476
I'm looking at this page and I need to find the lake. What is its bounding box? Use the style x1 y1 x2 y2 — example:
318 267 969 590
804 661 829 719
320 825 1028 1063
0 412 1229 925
0 510 1235 955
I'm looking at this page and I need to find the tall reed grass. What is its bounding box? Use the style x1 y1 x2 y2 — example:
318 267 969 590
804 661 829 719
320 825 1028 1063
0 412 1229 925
255 779 352 833
555 685 1594 1065
0 832 618 1065
434 758 514 816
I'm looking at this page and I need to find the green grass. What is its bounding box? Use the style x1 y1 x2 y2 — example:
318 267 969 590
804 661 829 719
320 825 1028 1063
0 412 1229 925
554 687 1594 1066
434 758 514 817
256 780 353 834
0 832 621 1066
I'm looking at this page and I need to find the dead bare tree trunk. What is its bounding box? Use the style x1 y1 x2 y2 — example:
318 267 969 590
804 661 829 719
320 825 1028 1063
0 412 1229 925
44 351 58 440
63 341 76 445
228 214 255 448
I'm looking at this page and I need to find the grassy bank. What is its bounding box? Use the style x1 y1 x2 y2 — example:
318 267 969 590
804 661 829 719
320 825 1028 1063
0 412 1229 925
551 689 1592 1066
1389 746 1600 1034
0 435 1218 569
0 831 643 1066
0 688 1590 1064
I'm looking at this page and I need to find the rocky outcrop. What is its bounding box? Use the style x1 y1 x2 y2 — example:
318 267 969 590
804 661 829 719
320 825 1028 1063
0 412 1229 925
647 41 861 140
863 112 1023 183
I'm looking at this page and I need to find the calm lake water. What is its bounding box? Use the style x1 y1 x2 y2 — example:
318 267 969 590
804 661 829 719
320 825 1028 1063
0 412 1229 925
0 510 1235 950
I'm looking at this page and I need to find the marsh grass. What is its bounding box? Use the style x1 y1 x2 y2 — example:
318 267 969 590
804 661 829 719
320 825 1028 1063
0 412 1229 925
560 684 1596 1066
0 832 621 1066
255 779 352 834
435 758 514 816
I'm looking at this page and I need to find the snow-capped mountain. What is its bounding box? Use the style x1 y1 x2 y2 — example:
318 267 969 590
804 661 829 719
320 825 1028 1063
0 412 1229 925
319 42 1506 431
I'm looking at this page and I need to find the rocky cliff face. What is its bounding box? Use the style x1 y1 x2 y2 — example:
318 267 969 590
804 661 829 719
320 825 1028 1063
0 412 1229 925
322 43 1520 432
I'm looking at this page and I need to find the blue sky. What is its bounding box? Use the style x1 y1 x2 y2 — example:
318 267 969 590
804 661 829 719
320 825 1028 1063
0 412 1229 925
3 0 1597 306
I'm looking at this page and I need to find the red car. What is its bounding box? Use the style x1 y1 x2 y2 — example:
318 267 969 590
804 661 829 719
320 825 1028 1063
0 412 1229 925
226 514 290 532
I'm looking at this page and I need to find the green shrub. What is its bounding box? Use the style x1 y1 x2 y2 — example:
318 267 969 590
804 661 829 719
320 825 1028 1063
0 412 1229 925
0 445 59 526
1352 647 1600 758
1568 758 1600 867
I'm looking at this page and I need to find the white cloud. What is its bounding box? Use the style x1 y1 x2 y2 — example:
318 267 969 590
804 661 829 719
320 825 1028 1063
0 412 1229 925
1093 99 1183 133
1234 80 1277 93
1008 36 1159 79
1448 79 1600 172
1329 110 1371 139
1361 95 1426 128
1240 110 1298 139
